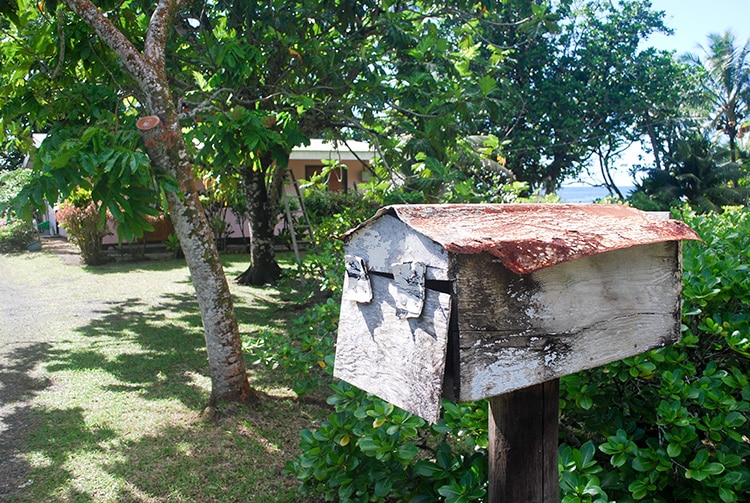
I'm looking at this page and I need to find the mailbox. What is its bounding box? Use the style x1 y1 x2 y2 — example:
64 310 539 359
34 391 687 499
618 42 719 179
334 204 701 423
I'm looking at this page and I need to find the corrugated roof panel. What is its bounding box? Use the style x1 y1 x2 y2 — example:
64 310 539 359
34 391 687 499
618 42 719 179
348 204 701 275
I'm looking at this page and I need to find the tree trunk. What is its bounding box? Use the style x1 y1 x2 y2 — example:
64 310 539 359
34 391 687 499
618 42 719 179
138 117 257 405
644 111 663 171
236 154 282 286
135 119 257 406
63 0 256 406
598 147 624 200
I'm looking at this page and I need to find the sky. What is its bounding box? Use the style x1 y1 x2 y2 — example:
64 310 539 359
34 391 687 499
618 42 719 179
647 0 750 55
570 0 750 187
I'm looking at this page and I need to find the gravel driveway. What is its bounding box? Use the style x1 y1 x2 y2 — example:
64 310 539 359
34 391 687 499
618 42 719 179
0 238 80 501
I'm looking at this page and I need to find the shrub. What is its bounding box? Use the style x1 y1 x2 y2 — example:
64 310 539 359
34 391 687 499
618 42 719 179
249 296 339 397
0 215 38 252
558 206 750 502
287 383 488 503
56 191 112 265
0 168 39 252
303 189 381 228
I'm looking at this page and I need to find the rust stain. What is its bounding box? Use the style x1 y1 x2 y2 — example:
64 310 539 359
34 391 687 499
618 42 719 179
346 204 701 275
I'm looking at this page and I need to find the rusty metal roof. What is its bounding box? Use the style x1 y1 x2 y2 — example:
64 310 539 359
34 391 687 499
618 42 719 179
349 204 701 275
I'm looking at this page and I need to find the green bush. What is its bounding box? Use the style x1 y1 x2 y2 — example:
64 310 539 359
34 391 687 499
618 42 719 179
303 190 379 226
558 206 750 503
249 296 339 397
0 168 39 252
287 384 488 503
0 216 38 252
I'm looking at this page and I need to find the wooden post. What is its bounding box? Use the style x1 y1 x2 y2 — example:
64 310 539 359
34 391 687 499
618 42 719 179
488 379 559 503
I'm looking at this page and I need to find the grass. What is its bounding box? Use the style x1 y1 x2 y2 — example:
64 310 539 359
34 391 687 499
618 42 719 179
0 247 330 502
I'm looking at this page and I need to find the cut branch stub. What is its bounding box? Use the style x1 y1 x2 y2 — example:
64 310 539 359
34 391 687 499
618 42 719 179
136 115 162 131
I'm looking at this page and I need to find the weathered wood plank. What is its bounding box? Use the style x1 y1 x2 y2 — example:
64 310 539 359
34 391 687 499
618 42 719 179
453 242 682 401
343 214 451 280
334 274 452 423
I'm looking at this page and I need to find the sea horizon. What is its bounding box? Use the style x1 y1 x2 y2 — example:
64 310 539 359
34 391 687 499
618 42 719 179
556 185 635 203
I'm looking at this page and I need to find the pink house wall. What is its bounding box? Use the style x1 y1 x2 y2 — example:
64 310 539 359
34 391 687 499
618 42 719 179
59 140 373 246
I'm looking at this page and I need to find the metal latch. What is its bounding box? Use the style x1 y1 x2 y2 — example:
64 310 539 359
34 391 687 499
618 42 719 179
343 255 372 303
391 261 426 319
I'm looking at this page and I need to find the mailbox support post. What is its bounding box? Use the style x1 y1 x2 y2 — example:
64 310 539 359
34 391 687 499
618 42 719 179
488 379 559 503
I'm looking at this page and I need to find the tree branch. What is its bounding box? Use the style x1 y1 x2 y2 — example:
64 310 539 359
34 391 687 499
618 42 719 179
144 0 184 67
61 0 153 84
50 6 67 79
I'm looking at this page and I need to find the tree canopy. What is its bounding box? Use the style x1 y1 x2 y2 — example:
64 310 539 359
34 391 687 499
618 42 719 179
1 0 733 399
630 29 750 211
684 31 750 163
2 0 693 213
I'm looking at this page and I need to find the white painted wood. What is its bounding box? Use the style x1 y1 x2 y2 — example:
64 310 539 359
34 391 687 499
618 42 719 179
334 274 452 423
452 242 682 401
343 214 450 280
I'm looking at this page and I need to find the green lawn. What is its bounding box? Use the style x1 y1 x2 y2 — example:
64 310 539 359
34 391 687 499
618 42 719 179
0 247 328 502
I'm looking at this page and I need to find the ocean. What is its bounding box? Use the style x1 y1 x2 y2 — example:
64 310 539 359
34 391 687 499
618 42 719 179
556 185 635 203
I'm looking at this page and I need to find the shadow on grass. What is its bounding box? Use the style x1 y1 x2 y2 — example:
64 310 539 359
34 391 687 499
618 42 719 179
40 294 207 410
12 406 118 503
100 399 327 503
43 283 295 409
0 342 53 501
3 254 328 502
11 398 327 503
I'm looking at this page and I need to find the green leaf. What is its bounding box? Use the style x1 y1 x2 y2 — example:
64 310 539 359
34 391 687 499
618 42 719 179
577 394 593 410
437 484 469 503
628 479 649 500
477 75 497 96
631 456 653 472
373 476 392 497
394 443 418 463
413 460 449 479
703 462 725 475
666 442 682 458
719 486 737 503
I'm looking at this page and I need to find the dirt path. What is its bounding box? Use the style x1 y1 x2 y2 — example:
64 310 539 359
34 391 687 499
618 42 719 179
0 238 80 501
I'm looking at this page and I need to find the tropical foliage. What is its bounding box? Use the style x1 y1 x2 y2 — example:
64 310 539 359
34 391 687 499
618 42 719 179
630 30 750 211
0 168 38 251
684 32 750 164
629 131 750 212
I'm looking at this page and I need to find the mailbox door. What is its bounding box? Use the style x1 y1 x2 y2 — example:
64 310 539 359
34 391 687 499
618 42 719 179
334 273 452 423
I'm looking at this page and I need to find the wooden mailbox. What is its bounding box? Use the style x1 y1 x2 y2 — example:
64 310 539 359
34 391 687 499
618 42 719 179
334 204 701 424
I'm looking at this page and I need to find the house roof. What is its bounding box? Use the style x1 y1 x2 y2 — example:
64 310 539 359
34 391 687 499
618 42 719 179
344 204 701 275
289 139 373 161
